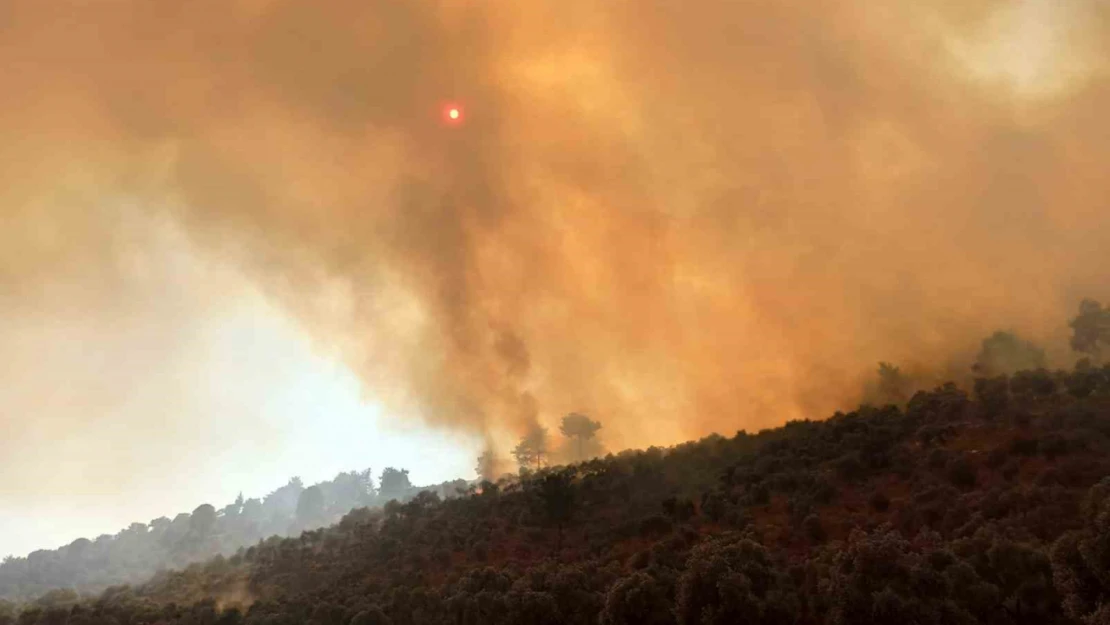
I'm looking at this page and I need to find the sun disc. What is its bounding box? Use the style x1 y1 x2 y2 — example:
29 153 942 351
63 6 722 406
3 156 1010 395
442 103 465 126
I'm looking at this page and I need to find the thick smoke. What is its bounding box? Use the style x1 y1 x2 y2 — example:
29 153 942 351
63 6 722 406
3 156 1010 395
1 0 1108 462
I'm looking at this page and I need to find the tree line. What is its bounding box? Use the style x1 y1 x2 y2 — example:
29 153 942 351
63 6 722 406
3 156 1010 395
0 468 468 602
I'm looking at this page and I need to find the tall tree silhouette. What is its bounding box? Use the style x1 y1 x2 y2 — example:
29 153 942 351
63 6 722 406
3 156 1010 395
378 468 412 502
475 450 497 480
876 363 911 405
559 413 603 462
512 425 549 473
1070 299 1110 359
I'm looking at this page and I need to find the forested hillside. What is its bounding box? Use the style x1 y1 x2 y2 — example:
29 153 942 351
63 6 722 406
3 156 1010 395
4 361 1110 624
0 468 468 602
5 300 1110 624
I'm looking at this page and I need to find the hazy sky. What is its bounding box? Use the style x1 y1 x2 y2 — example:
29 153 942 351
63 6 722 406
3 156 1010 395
0 0 1107 558
0 209 480 558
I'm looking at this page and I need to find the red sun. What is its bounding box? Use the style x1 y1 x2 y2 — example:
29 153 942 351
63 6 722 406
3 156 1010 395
442 103 464 126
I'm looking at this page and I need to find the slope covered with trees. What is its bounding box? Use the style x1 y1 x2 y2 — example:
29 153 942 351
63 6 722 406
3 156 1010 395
6 300 1110 624
0 468 468 602
7 364 1110 624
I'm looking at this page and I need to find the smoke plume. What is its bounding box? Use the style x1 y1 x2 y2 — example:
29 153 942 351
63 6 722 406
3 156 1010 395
1 0 1108 462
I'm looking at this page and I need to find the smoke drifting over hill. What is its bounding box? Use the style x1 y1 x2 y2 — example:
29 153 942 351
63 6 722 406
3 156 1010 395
1 0 1108 463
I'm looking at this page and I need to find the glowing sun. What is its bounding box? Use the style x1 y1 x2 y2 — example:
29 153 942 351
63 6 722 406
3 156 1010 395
442 103 464 126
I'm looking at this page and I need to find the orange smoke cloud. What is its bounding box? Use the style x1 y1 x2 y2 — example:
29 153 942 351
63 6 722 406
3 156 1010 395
1 0 1108 460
